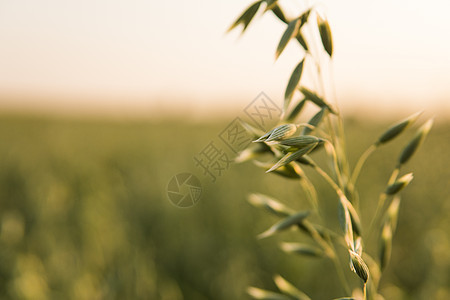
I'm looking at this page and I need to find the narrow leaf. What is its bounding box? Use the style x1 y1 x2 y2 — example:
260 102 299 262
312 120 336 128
317 14 333 57
276 18 301 59
228 1 262 33
273 275 311 300
285 59 305 105
258 211 310 239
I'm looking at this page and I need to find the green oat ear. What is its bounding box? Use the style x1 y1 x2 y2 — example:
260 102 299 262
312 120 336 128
228 1 432 298
276 18 301 59
385 173 414 195
376 111 422 145
317 14 333 57
302 108 325 135
284 59 305 108
398 118 433 165
349 250 370 283
254 124 297 142
227 1 262 34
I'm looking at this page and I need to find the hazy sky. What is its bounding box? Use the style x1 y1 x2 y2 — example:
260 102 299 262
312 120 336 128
0 0 449 117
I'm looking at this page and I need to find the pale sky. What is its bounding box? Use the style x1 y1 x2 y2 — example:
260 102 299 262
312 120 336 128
0 0 449 117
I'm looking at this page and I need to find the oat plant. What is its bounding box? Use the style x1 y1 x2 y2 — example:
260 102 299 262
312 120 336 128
228 1 433 299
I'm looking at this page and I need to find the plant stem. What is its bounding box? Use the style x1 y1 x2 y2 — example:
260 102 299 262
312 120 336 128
351 144 377 185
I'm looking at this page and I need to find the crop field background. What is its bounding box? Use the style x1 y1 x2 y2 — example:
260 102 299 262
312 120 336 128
0 114 448 300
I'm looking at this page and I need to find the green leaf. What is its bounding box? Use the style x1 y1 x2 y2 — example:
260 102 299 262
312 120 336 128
376 111 422 145
276 18 301 59
248 193 295 217
273 275 311 300
266 143 318 173
280 242 324 257
258 211 310 239
228 1 262 33
284 59 305 106
317 14 333 57
247 287 292 300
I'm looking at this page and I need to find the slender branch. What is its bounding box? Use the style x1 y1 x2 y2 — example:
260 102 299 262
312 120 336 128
351 144 377 185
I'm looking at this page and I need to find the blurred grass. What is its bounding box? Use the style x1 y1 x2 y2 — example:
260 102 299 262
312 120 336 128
0 114 448 300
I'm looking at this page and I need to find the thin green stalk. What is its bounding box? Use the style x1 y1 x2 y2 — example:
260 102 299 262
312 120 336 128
368 166 400 237
351 144 377 185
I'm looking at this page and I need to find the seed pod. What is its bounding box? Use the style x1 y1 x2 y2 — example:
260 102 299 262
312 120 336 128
280 242 324 258
248 193 295 218
258 211 310 239
398 119 433 165
385 173 413 195
379 223 393 270
349 250 370 283
376 111 422 145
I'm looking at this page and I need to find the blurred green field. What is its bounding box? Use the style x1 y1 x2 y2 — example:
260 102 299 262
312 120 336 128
0 114 448 300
